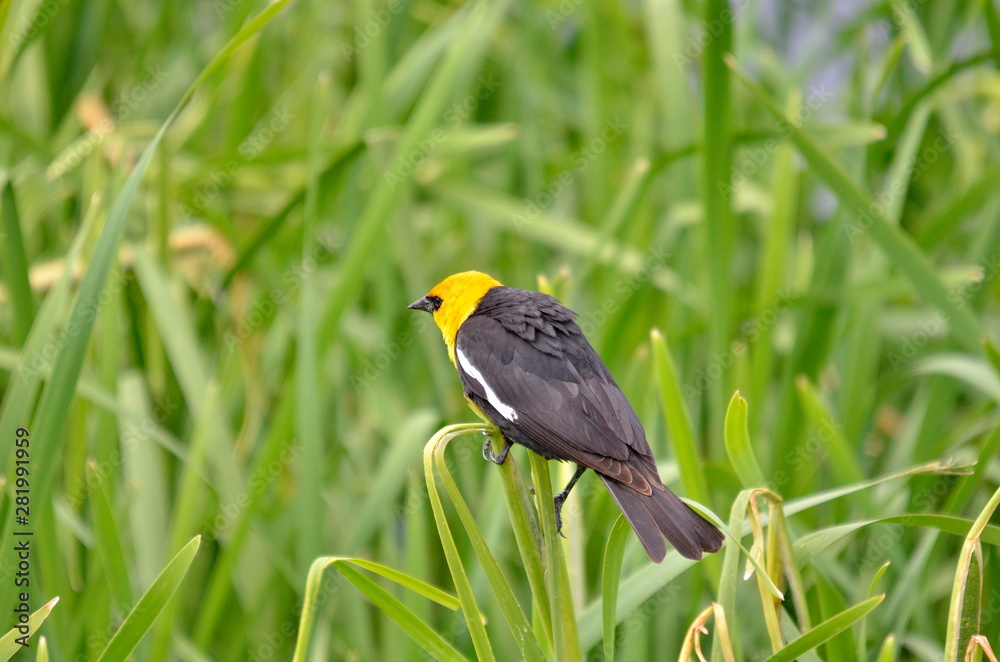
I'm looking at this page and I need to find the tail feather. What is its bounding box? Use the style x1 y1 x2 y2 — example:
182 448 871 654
601 475 724 562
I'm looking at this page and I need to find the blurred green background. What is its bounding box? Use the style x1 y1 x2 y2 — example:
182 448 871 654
1 0 999 659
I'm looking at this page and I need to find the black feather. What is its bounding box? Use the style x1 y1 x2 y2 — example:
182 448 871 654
455 286 723 562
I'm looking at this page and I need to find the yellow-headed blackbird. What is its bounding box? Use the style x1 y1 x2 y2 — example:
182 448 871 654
408 271 723 562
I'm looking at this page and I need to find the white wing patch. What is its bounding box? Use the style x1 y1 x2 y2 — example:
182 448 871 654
457 348 519 422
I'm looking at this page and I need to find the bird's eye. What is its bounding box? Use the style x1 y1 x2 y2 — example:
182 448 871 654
428 295 443 310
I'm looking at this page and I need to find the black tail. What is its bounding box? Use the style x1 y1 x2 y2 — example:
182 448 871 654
600 475 724 562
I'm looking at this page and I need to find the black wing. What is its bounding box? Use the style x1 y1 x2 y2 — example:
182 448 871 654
454 298 662 495
454 287 724 562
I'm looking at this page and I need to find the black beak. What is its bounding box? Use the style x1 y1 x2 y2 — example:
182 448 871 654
407 296 436 313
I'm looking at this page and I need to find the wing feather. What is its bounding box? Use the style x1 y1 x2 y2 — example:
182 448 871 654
456 313 660 494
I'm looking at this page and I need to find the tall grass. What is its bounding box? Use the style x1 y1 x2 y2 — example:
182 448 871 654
0 0 998 659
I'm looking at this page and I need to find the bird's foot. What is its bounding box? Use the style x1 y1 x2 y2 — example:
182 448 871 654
553 492 568 538
482 438 512 465
551 465 585 537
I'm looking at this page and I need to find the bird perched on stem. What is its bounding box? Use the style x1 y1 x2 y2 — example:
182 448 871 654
408 271 723 562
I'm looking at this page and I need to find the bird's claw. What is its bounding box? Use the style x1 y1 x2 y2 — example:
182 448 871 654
553 493 568 537
482 438 511 465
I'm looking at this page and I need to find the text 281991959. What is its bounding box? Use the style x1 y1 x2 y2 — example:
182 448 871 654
13 427 31 647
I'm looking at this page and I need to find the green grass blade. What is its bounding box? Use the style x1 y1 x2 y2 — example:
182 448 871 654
793 515 1000 569
86 460 133 614
317 0 509 344
582 494 778 653
432 426 547 662
946 424 1000 517
912 354 1000 403
875 634 897 662
813 572 856 662
578 553 694 650
25 172 154 504
14 0 293 538
0 181 34 345
192 381 297 646
725 392 766 488
915 163 1000 249
944 486 1000 662
345 410 439 551
986 0 1000 72
423 424 497 662
335 563 470 662
294 71 330 572
651 329 710 505
879 514 1000 546
726 55 985 353
783 459 972 516
96 536 201 662
434 182 684 297
292 556 469 662
794 376 865 485
579 157 653 285
893 0 933 74
483 428 554 651
292 557 336 662
712 489 752 662
701 0 736 441
0 191 99 486
0 596 58 658
601 516 631 662
219 141 364 289
526 450 581 661
763 595 884 662
116 373 171 585
342 558 463 609
749 94 798 422
130 247 209 414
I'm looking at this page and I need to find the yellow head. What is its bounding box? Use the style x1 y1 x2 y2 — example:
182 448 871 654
407 271 502 364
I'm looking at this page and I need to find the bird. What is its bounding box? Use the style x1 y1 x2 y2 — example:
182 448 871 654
407 270 724 562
